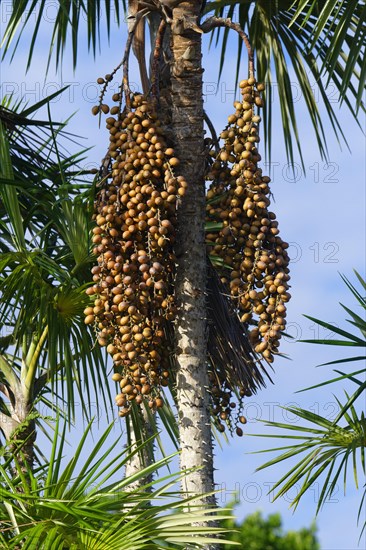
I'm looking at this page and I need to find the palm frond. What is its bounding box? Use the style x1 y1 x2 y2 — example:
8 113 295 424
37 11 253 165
0 100 94 255
0 102 113 424
299 272 366 422
204 0 365 163
1 0 125 72
0 420 238 548
250 271 366 533
0 121 26 251
252 403 366 515
290 0 366 111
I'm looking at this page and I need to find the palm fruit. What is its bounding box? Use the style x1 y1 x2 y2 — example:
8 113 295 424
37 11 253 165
85 92 187 417
205 77 291 434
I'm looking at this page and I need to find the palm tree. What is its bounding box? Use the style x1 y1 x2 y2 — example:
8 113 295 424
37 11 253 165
0 97 111 471
1 3 365 549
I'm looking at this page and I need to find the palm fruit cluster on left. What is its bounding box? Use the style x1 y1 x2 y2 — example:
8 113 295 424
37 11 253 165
85 91 187 417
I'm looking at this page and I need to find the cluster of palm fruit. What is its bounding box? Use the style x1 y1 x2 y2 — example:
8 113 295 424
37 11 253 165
206 77 291 367
85 90 187 417
209 374 249 437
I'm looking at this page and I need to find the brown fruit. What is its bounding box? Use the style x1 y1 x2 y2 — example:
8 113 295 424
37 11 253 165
84 314 95 325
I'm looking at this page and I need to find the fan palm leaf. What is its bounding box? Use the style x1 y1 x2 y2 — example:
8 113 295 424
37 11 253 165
250 271 366 535
0 98 112 443
1 1 365 163
300 271 366 424
0 420 237 548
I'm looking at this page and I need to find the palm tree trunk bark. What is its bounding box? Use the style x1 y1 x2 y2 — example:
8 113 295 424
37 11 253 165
10 401 36 475
170 1 217 539
127 2 217 544
0 388 36 476
124 405 155 490
0 332 46 475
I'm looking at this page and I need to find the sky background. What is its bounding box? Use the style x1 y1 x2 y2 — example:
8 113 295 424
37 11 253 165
1 2 365 549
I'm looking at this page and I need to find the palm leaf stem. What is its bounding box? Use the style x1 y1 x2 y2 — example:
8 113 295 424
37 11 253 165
23 326 48 399
0 354 20 391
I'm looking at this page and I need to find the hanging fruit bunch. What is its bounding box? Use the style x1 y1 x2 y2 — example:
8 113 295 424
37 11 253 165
209 374 250 437
204 75 291 435
84 83 187 417
206 76 291 367
207 325 255 437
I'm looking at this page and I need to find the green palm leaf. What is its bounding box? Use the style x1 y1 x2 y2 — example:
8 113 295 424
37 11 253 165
204 0 364 162
0 99 93 253
252 403 365 510
299 271 366 418
0 420 238 548
251 271 366 535
1 0 124 71
1 2 365 162
289 0 366 111
0 121 26 251
0 101 112 431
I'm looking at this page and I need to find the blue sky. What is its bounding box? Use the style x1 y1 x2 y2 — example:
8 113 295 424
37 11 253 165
1 3 365 549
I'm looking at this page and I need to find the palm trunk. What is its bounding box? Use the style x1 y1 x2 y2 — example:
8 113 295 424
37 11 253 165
127 2 217 544
170 0 217 534
9 401 36 475
124 405 155 490
0 330 47 475
0 385 36 476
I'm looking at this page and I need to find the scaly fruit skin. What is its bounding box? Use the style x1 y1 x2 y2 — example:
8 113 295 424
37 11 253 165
85 93 187 416
206 78 291 432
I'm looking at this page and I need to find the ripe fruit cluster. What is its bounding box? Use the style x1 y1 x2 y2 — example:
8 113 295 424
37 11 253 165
85 92 187 416
206 77 291 366
209 372 249 437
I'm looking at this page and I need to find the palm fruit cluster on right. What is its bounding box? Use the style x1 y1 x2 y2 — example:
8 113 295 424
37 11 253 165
205 77 291 366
